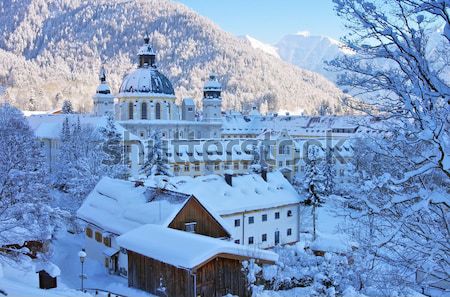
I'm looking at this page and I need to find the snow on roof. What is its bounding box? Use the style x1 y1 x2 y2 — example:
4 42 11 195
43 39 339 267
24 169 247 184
117 224 278 269
77 177 192 235
203 74 222 91
222 114 363 136
119 67 175 95
146 171 302 215
137 44 156 56
77 177 233 236
96 83 111 94
35 262 61 277
26 114 137 140
182 98 195 105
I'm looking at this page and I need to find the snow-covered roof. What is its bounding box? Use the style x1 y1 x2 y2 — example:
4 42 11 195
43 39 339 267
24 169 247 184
35 262 61 277
117 224 278 269
119 67 175 95
203 74 222 91
26 114 137 140
222 114 364 137
77 177 233 236
145 171 302 215
96 83 111 94
182 98 195 106
77 177 191 235
137 44 156 56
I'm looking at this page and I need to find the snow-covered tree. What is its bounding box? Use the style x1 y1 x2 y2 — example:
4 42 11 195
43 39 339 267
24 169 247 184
61 99 74 114
141 130 172 177
316 100 333 116
0 104 61 257
322 148 335 196
99 115 130 180
330 0 450 292
302 145 327 241
248 143 262 174
53 117 114 209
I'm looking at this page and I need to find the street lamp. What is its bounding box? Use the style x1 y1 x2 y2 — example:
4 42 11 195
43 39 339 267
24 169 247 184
78 249 87 291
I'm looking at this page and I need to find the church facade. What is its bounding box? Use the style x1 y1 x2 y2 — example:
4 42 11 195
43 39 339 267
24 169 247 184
93 36 222 140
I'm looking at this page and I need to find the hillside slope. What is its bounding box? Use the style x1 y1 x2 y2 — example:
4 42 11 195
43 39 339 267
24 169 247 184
0 0 342 114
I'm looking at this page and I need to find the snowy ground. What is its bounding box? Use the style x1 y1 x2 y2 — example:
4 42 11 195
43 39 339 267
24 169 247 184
0 196 352 297
51 231 153 297
0 230 153 297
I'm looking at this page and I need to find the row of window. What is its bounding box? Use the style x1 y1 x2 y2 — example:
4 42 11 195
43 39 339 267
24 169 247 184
173 162 250 172
85 227 111 247
234 228 292 245
128 101 167 120
234 210 293 227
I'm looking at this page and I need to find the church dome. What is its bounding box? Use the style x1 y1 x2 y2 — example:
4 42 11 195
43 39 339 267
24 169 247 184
119 36 175 96
119 68 175 95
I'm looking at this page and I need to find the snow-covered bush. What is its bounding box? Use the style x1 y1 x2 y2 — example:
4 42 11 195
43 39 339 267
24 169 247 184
262 245 352 296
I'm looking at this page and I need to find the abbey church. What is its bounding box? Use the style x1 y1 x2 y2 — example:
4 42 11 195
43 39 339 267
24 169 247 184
93 36 223 140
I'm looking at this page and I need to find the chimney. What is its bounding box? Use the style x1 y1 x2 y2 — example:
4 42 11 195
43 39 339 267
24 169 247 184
225 173 233 186
261 167 268 182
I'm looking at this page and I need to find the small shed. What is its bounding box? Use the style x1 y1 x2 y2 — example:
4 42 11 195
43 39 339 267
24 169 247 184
35 262 60 289
117 224 278 297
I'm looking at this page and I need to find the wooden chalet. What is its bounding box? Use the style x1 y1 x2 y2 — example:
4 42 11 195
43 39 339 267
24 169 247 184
117 224 277 297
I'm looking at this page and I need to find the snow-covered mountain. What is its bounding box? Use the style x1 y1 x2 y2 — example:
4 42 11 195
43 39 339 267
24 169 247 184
244 35 280 59
244 32 352 82
0 0 343 114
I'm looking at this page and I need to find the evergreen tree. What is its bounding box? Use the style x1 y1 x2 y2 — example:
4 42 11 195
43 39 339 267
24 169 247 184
141 129 172 177
302 145 327 241
248 143 262 174
0 104 61 256
99 115 130 179
322 148 334 195
54 116 76 191
61 100 74 114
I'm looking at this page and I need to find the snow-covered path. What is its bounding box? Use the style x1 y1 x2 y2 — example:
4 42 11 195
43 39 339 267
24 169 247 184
51 231 153 297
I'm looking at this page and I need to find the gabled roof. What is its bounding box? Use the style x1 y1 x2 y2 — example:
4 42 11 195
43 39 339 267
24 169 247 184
117 224 278 269
145 171 302 215
77 177 189 234
76 177 233 236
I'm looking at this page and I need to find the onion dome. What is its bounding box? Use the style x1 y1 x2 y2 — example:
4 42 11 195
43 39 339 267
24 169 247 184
203 74 222 99
119 36 175 95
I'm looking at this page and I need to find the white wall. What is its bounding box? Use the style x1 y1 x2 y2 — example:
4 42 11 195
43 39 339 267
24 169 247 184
222 204 300 249
82 225 128 277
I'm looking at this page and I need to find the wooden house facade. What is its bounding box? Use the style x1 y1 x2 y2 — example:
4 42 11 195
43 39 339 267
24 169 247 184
118 225 277 297
168 196 229 238
127 251 250 297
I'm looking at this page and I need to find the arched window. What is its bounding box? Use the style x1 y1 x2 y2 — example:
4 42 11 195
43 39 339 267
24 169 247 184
128 102 134 120
155 102 161 120
141 102 147 119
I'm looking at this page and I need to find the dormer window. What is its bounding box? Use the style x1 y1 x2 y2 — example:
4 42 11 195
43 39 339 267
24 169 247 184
185 222 197 233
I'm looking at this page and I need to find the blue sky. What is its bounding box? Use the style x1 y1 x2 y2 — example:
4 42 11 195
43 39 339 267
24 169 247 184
176 0 346 44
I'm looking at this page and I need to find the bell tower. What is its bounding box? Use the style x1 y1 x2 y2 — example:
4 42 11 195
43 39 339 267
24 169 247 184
202 74 222 122
93 66 114 116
